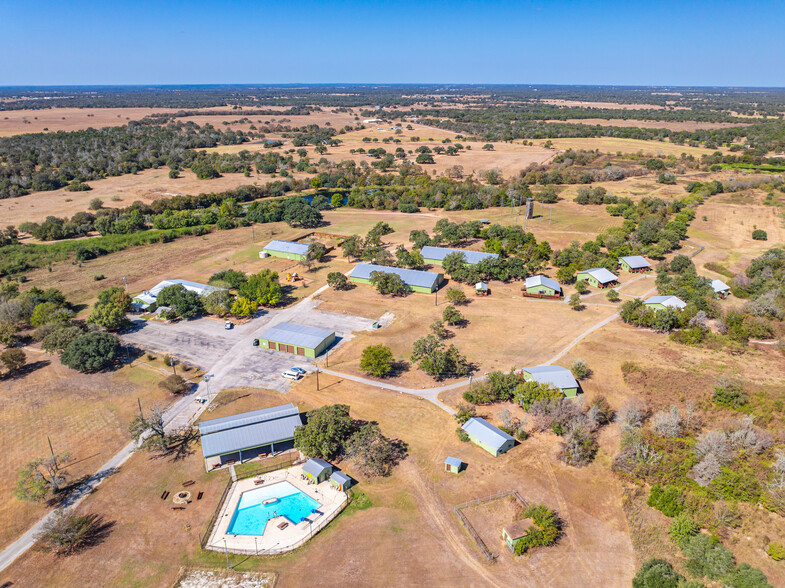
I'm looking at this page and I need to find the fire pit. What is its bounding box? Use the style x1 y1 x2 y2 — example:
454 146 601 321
173 490 192 505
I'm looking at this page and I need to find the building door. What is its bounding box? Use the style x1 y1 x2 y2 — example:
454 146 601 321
296 347 305 356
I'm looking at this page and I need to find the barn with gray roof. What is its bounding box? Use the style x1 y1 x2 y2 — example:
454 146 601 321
522 365 579 398
198 403 302 470
461 417 515 456
256 322 335 358
420 246 499 266
348 263 443 293
262 240 311 261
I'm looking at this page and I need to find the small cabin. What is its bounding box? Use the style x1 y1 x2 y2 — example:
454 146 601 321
329 471 352 491
711 279 731 299
576 268 618 289
475 282 489 296
503 518 535 553
302 458 333 483
618 255 652 273
444 456 463 474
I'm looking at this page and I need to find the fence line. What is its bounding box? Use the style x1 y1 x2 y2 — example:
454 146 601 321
453 489 529 562
200 477 234 549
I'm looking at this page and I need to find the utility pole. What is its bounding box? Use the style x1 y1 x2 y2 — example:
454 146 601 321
316 368 320 391
434 289 438 306
171 356 177 376
251 226 255 242
137 397 144 420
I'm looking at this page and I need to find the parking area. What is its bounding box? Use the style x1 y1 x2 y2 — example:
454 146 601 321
121 298 378 394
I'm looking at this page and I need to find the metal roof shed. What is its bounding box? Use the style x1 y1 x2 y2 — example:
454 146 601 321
329 471 352 490
303 458 333 483
420 246 499 266
524 275 562 294
644 295 687 310
461 417 515 457
257 322 335 358
348 263 443 293
619 255 652 271
444 456 463 473
577 267 618 287
262 240 311 261
522 366 579 397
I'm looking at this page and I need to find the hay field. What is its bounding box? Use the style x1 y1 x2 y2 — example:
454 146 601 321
537 98 673 110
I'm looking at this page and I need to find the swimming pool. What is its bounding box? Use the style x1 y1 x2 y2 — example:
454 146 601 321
227 481 321 535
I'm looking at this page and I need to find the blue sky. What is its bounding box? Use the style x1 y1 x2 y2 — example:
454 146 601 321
0 0 783 86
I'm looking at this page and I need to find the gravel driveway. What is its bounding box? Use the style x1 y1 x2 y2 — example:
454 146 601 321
121 298 377 394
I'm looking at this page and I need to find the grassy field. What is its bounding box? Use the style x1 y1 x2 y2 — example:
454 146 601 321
0 354 178 551
537 137 725 157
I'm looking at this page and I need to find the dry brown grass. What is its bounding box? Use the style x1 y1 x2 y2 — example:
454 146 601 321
547 119 748 131
0 353 174 550
538 137 724 157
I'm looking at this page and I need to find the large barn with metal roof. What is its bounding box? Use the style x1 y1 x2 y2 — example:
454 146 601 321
420 246 499 266
262 240 311 261
522 365 579 398
198 403 302 470
348 263 443 293
461 417 515 456
256 321 335 358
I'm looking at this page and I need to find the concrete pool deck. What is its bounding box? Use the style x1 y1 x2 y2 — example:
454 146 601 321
206 465 348 555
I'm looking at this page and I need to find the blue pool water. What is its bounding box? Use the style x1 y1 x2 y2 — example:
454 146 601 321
227 481 321 535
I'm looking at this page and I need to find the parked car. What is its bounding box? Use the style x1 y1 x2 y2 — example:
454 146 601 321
224 321 233 330
290 367 307 375
252 338 260 347
281 369 302 380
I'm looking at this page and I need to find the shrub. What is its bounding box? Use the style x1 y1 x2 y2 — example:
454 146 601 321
359 344 394 378
454 402 476 425
713 377 748 408
767 542 785 561
559 425 598 467
632 558 686 588
456 427 470 442
36 511 109 556
370 271 408 296
513 503 562 555
570 358 592 380
652 406 683 438
681 533 735 580
616 399 648 429
446 287 468 305
668 513 700 548
752 229 768 241
647 484 684 517
158 374 189 395
568 292 584 311
724 563 771 588
1 347 26 374
606 289 621 302
326 272 351 290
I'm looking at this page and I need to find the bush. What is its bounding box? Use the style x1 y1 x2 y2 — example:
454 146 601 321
326 272 351 290
158 374 189 395
513 503 563 555
370 271 408 296
570 358 592 380
445 287 468 305
559 426 598 467
681 533 735 580
723 563 771 588
208 269 247 289
568 292 584 311
359 344 394 377
668 513 699 548
456 427 470 442
36 511 109 556
767 542 785 561
712 377 748 408
752 229 768 241
647 484 684 517
60 332 119 372
454 402 476 425
606 289 621 302
0 347 26 374
632 558 685 588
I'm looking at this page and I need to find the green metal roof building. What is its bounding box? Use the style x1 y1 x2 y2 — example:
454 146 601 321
576 267 618 288
348 263 443 293
257 321 335 358
522 366 579 398
524 275 562 296
461 417 515 457
420 246 499 266
618 255 652 273
262 240 310 261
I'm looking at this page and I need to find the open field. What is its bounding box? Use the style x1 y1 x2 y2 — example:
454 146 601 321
537 99 676 110
536 137 726 157
0 354 176 551
0 107 186 136
546 118 749 131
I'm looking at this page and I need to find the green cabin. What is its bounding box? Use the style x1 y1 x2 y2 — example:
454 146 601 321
618 255 652 273
522 366 579 398
524 275 562 296
575 267 618 289
461 417 515 457
444 456 463 474
503 518 535 553
329 471 352 490
302 458 333 483
644 295 686 312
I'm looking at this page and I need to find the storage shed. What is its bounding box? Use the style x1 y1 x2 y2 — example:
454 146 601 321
329 471 352 490
256 322 335 358
576 268 618 288
503 518 535 553
523 275 562 297
522 366 579 398
475 282 489 296
302 458 333 483
444 456 463 473
618 255 652 273
711 279 731 299
262 240 310 262
420 246 499 266
198 404 302 470
348 263 443 293
461 417 515 457
644 295 686 311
